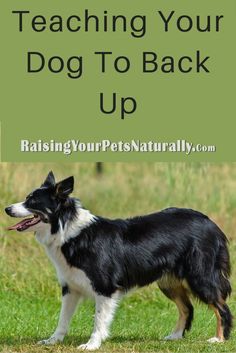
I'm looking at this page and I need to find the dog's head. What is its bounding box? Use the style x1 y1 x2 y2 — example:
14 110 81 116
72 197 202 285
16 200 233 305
5 171 74 233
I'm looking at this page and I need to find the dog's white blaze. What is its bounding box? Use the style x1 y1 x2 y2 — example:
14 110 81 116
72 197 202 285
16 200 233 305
9 202 32 217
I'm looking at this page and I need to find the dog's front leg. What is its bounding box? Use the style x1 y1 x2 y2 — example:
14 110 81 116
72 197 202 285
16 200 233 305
78 294 119 351
38 287 81 345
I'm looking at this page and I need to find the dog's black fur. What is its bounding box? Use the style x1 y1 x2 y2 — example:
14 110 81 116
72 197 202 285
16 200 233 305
61 208 230 297
61 207 232 338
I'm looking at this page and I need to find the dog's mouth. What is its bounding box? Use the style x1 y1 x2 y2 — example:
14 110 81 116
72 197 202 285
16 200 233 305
8 215 41 232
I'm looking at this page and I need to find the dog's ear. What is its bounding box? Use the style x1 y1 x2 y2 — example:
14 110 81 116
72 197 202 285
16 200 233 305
42 171 56 187
55 176 74 199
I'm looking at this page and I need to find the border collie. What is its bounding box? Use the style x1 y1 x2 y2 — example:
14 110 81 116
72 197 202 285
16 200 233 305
5 171 232 350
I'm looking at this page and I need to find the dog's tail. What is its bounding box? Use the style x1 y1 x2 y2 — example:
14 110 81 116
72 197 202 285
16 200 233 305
186 221 233 339
206 226 233 339
216 229 233 339
216 227 231 300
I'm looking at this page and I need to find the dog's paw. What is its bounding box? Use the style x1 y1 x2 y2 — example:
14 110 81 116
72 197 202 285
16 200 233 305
77 340 101 351
164 331 183 340
207 337 224 343
37 336 62 345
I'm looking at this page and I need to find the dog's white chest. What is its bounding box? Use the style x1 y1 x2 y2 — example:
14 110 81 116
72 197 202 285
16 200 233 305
45 245 95 298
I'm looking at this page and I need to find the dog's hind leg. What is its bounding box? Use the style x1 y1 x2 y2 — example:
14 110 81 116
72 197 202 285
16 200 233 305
159 283 194 340
186 270 232 342
78 292 121 351
186 276 232 342
207 302 232 343
207 304 224 343
38 287 81 345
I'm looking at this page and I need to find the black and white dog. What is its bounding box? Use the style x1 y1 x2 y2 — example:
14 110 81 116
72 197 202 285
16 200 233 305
5 171 232 350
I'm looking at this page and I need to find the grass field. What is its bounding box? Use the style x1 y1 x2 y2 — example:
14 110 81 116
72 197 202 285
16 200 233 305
1 162 236 353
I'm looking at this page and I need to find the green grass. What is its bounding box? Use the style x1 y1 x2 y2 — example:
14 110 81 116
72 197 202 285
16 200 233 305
1 163 236 353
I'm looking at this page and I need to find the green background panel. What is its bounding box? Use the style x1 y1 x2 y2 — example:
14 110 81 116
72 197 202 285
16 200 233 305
0 0 235 161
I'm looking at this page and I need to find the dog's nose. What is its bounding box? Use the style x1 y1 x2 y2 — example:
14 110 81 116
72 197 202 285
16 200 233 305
5 207 12 215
